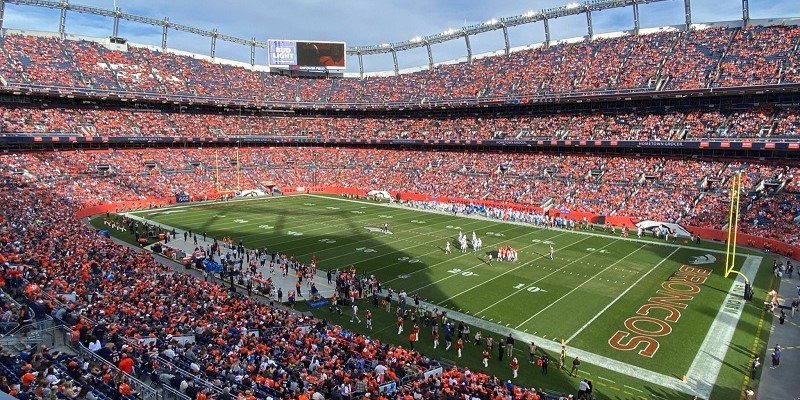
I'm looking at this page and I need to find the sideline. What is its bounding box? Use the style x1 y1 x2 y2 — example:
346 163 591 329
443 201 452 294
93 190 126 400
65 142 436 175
305 195 763 398
414 299 705 398
686 255 760 397
306 194 755 256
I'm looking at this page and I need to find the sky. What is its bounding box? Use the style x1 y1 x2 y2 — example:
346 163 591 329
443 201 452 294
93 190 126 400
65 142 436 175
3 0 799 73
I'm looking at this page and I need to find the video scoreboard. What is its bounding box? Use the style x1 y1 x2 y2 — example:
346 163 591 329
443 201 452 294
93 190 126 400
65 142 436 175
268 40 347 70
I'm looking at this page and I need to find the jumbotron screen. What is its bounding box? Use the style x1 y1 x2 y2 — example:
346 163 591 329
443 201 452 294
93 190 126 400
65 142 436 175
268 40 346 70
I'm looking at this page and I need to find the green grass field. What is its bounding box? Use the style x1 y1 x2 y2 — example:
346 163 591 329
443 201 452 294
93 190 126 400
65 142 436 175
116 194 776 400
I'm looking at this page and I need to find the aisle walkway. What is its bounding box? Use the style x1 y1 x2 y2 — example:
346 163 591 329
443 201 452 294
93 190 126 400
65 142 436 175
122 213 339 303
756 259 800 400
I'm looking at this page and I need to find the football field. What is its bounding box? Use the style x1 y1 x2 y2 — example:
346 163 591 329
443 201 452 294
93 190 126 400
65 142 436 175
129 194 771 399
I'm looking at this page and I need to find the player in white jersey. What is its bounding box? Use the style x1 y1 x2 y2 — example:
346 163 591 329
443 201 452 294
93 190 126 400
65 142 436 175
445 241 451 254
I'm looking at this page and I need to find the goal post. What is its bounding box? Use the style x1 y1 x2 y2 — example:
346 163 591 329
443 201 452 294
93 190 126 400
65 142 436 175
724 172 749 285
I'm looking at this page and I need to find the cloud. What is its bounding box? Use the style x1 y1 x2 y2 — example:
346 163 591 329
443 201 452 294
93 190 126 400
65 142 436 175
2 0 798 72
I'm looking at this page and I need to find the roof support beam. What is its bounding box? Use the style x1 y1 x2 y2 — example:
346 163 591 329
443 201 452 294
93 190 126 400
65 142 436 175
742 0 749 26
391 47 398 76
586 7 594 39
544 17 551 47
502 24 510 56
161 17 168 49
464 33 472 63
684 0 692 29
426 41 433 70
58 0 67 38
0 1 6 32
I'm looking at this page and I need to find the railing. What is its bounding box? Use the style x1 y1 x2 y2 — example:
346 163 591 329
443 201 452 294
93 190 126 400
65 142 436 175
156 355 225 397
75 341 162 400
160 385 190 400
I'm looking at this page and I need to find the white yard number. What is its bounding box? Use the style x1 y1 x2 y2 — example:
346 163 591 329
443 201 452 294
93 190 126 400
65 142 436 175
287 231 303 236
485 231 505 237
326 206 340 210
586 248 609 253
318 239 336 244
409 220 426 224
233 219 248 224
445 225 463 230
513 283 542 292
398 256 420 264
303 203 315 206
447 268 478 277
351 211 365 214
258 224 274 230
379 215 394 219
356 247 377 253
531 239 554 244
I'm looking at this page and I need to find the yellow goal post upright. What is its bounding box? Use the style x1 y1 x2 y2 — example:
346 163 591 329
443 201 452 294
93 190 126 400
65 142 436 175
724 172 752 298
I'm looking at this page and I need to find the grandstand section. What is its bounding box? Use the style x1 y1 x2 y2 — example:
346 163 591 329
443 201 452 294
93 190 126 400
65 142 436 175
0 1 798 400
0 24 799 105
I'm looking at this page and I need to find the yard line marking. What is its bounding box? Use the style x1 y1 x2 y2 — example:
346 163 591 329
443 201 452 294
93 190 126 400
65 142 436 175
399 230 573 291
315 194 739 256
383 229 566 286
472 239 619 317
135 197 452 251
565 246 679 343
598 377 617 384
624 385 644 393
429 234 595 302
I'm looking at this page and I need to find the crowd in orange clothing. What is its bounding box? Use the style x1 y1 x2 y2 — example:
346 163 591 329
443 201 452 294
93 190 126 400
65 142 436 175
0 164 569 400
713 26 800 87
0 146 797 399
1 25 799 105
2 105 800 139
0 148 797 246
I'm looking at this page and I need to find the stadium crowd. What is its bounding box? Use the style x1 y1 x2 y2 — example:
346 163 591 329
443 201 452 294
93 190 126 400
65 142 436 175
0 148 795 400
0 154 600 400
0 20 798 400
1 105 799 139
0 148 797 247
0 25 798 104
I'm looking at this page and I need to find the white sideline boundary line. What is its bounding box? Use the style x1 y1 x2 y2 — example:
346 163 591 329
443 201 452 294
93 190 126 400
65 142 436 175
419 299 704 398
685 255 761 397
